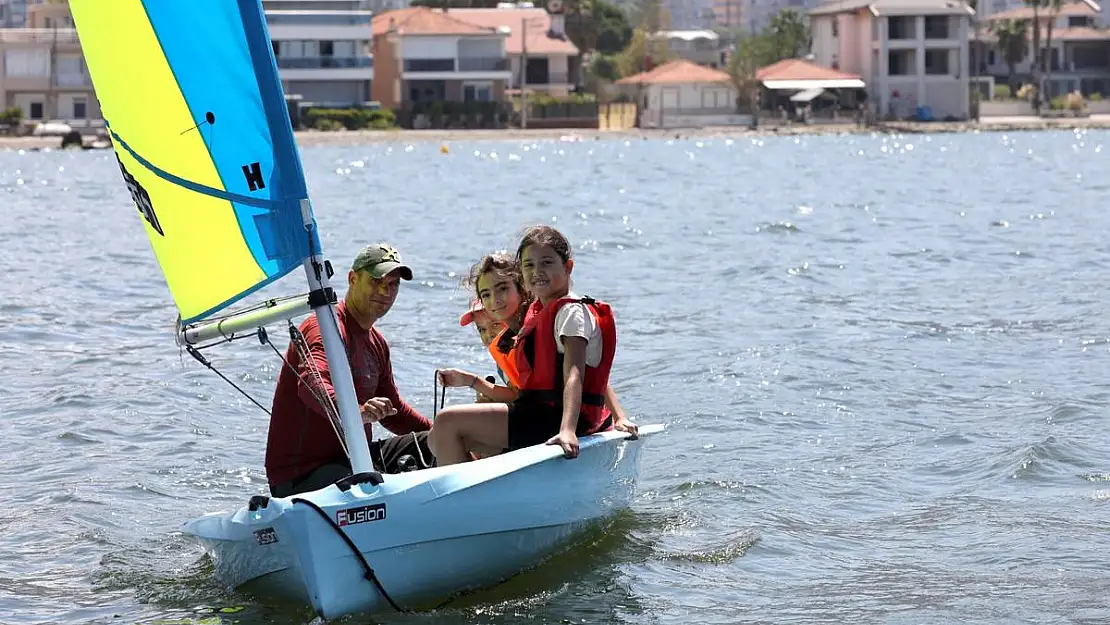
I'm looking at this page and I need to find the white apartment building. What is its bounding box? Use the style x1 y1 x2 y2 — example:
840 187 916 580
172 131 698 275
263 0 375 106
810 0 974 120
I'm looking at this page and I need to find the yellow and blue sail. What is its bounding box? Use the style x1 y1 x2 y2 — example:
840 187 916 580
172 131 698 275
69 0 320 324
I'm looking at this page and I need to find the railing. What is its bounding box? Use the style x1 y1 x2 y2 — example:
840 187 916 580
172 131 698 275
457 56 509 72
264 10 373 26
658 106 737 117
404 58 456 72
277 56 373 69
0 28 81 45
55 73 92 86
521 71 570 85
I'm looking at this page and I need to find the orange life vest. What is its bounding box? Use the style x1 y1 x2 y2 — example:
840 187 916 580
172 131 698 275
488 326 522 389
511 296 616 435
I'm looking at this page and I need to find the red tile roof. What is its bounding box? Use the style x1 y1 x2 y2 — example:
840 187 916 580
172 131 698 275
985 0 1098 21
756 58 861 81
372 7 498 36
1055 25 1110 40
616 59 731 85
449 8 578 55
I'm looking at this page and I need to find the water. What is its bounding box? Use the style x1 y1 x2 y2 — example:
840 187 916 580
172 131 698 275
2 129 1109 625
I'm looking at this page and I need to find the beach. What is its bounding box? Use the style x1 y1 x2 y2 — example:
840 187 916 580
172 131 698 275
2 114 1109 150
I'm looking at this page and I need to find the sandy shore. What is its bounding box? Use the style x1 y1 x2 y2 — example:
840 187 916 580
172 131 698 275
3 115 1108 150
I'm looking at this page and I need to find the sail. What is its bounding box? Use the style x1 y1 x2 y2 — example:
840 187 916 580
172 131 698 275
69 0 320 324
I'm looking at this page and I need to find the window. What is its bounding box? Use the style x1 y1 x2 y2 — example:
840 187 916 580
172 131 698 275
924 49 949 75
272 40 280 57
463 83 493 102
4 49 49 77
924 16 949 39
832 18 839 38
73 98 86 119
320 40 334 56
29 102 43 119
888 16 915 40
888 50 914 75
1068 16 1091 27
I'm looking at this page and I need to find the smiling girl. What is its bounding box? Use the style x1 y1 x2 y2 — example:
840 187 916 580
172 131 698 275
428 227 638 466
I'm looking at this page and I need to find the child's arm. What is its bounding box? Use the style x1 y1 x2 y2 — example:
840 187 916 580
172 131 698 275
550 336 588 458
468 374 519 403
604 385 639 438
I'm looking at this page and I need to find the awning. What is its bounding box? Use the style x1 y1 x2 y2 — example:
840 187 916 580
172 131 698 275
790 87 825 102
763 79 866 90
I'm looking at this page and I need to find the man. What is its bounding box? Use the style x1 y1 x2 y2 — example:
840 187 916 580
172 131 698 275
265 243 433 498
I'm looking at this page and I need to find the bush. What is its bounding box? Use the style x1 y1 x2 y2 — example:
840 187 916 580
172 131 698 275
1090 92 1103 101
313 117 344 131
0 106 22 126
303 107 396 130
1016 83 1036 101
993 84 1012 100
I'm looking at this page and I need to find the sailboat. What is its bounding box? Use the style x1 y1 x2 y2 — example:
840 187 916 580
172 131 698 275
68 0 664 619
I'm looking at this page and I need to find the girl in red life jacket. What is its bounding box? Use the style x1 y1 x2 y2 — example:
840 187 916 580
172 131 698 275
428 228 639 466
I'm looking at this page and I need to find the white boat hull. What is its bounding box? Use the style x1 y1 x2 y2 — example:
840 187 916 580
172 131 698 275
183 424 664 618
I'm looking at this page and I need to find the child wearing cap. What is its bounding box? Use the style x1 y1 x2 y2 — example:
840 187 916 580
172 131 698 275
458 297 507 403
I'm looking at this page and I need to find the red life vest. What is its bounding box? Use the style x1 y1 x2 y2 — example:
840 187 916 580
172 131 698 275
511 296 616 435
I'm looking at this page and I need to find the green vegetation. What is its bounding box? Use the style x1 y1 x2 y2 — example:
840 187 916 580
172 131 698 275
303 108 396 131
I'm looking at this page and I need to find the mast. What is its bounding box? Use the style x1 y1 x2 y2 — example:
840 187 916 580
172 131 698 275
297 199 374 477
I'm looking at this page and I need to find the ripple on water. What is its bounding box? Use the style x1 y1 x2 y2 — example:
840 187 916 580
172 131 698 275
4 131 1110 624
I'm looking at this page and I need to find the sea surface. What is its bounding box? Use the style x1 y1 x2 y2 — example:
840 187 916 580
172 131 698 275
1 129 1109 625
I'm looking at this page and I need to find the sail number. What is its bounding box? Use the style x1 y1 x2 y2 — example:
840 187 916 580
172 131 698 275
116 154 164 237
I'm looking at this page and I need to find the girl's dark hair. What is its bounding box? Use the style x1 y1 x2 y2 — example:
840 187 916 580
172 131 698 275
515 225 571 263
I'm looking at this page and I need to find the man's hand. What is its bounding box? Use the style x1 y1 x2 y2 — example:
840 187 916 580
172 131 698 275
360 397 397 424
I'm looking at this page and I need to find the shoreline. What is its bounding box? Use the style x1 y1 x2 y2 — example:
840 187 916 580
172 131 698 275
2 115 1108 150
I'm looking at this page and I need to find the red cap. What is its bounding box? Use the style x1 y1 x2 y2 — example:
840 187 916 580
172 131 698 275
459 297 485 326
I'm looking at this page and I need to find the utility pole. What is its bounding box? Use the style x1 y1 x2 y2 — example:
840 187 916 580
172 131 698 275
520 16 528 129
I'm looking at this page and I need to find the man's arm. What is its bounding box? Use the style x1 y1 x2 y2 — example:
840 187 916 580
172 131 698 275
372 332 432 434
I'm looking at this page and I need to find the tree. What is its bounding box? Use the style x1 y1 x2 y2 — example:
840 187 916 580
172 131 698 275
565 0 632 55
727 33 774 124
1041 0 1063 101
766 8 810 61
1022 0 1046 110
992 19 1028 91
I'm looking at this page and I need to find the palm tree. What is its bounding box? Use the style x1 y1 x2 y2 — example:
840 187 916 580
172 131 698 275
993 19 1029 92
1022 0 1047 110
1041 0 1063 99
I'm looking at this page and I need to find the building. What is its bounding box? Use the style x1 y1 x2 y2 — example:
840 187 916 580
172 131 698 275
449 5 580 96
810 0 974 120
262 0 375 106
371 7 513 109
0 0 30 28
616 58 747 127
651 29 726 67
977 0 1110 98
0 0 100 125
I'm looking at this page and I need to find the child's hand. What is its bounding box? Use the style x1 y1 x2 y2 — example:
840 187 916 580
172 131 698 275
437 368 476 388
613 416 639 439
546 429 580 459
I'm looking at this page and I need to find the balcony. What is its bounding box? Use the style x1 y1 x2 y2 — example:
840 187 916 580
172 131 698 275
457 57 508 72
404 58 456 72
0 28 81 45
277 56 372 69
264 10 373 26
55 73 92 87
